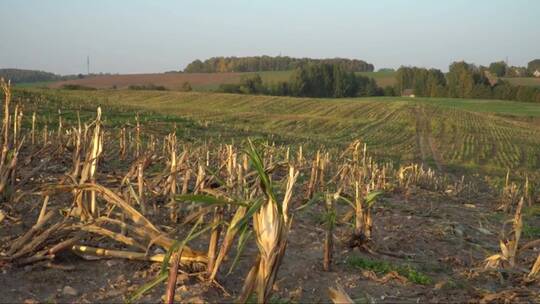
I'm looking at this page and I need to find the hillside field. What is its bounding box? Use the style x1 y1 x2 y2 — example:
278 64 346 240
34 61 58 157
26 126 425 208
502 77 540 88
29 71 540 93
46 71 396 92
27 88 540 179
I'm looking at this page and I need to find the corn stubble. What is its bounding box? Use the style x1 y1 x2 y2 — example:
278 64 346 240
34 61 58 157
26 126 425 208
237 143 299 303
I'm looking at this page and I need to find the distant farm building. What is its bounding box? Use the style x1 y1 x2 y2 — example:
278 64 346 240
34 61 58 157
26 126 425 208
511 67 527 77
401 89 415 98
483 70 498 86
534 70 540 78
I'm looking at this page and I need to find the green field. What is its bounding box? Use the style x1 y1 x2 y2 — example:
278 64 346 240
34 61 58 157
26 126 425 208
502 77 540 88
357 70 397 87
24 88 540 178
13 81 56 88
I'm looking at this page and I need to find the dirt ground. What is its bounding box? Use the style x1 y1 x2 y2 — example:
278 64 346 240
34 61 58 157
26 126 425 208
2 178 539 303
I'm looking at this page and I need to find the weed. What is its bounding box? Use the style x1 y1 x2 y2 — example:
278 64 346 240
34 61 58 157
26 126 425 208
347 256 432 285
523 222 540 238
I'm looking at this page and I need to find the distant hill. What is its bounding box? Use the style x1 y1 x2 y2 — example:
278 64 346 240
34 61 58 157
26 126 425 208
184 56 374 73
0 68 64 84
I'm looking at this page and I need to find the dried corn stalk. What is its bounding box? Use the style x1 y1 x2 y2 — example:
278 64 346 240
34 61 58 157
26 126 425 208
0 78 24 198
527 254 540 280
485 197 524 269
73 107 103 220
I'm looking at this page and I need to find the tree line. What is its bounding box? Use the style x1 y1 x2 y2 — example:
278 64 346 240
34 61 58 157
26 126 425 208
396 61 540 103
0 69 110 84
184 56 374 73
486 59 540 77
216 61 540 102
217 62 381 98
0 69 63 83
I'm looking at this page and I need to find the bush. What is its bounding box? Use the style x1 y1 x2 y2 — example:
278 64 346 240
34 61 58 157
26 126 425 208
217 83 242 94
239 74 266 94
516 86 539 102
268 81 290 96
181 81 192 92
382 86 396 96
61 84 96 91
128 84 167 91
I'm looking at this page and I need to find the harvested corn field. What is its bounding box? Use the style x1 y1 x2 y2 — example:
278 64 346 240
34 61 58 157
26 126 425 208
1 80 540 303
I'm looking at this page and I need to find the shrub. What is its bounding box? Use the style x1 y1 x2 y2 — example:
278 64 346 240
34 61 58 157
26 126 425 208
347 256 432 285
61 84 97 90
128 84 167 91
181 81 192 92
217 83 242 94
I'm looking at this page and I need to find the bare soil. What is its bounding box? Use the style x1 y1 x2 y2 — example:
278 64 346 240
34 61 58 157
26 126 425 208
1 172 539 303
49 73 243 90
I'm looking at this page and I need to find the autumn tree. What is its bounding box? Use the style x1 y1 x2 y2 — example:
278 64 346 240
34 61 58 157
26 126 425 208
489 61 507 77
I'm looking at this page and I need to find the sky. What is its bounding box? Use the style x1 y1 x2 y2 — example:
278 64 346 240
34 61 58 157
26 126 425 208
1 0 539 75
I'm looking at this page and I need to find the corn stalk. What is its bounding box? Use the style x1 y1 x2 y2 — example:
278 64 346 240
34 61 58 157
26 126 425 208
0 78 24 199
485 197 524 270
238 141 298 303
323 192 336 271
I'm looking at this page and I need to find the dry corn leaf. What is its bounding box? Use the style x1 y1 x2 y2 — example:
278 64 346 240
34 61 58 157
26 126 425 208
479 290 517 304
434 281 445 290
328 284 354 304
361 270 408 285
499 241 510 260
527 254 540 280
484 254 504 269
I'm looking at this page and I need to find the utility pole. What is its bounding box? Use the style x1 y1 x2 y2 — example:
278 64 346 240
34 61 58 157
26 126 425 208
87 56 90 75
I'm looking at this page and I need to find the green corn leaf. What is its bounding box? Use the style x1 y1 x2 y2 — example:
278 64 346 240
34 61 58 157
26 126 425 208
227 225 253 275
161 218 223 276
365 191 383 207
233 198 264 231
295 192 325 212
336 195 356 209
246 139 279 213
127 272 167 303
160 217 203 276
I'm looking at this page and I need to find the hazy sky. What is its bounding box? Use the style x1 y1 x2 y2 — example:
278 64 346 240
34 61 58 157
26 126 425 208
1 0 539 75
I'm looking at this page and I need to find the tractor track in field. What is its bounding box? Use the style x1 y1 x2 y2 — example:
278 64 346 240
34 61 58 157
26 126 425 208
413 105 444 172
358 106 400 134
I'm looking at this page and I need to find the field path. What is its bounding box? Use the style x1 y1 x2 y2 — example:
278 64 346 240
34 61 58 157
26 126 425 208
413 105 444 172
